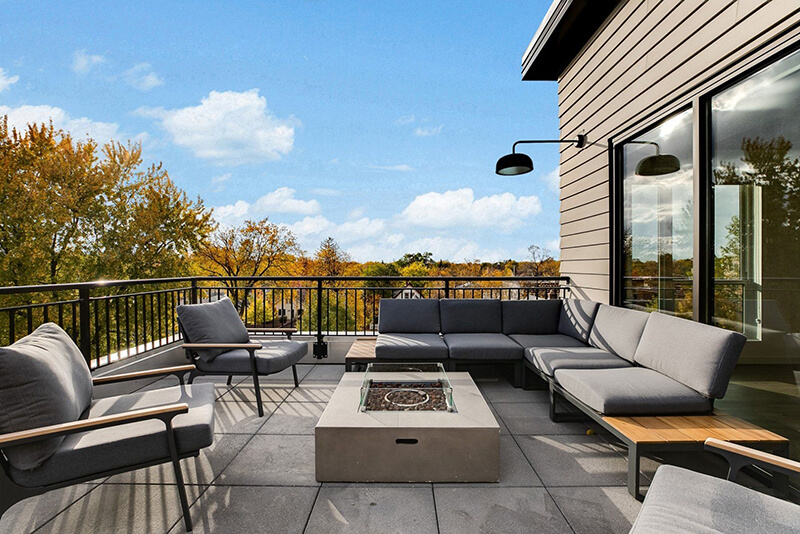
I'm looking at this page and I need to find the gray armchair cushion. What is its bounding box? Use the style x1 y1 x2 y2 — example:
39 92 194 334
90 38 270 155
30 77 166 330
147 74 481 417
377 299 441 334
528 346 631 377
558 298 600 342
440 299 502 333
443 333 523 360
176 297 250 362
0 323 93 471
508 334 588 349
10 383 215 487
630 465 800 534
633 312 746 398
501 300 562 335
195 340 307 375
375 333 448 360
588 305 650 362
554 367 712 415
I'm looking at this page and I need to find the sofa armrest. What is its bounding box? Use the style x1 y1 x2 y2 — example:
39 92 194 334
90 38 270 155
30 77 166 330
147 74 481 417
0 403 190 448
181 342 261 350
93 364 196 386
705 438 800 477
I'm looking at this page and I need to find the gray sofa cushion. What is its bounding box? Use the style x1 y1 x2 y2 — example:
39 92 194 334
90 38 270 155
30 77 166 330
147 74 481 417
501 300 562 335
0 323 93 471
177 297 250 362
443 333 523 360
528 346 632 377
440 299 502 334
558 298 600 342
630 465 800 534
633 312 747 398
554 368 713 415
10 383 215 487
588 305 650 362
377 299 441 334
509 334 588 349
195 340 307 374
375 333 449 360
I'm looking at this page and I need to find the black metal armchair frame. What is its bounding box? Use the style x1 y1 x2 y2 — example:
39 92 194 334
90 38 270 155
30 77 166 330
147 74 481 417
0 364 198 532
179 324 300 418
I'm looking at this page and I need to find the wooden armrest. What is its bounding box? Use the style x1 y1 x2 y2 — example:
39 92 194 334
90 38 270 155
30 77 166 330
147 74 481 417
705 438 800 475
0 403 189 448
247 327 297 333
93 365 196 385
182 342 262 350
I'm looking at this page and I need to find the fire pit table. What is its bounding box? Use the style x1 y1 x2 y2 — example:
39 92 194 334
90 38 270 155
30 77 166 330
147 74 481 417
315 363 500 482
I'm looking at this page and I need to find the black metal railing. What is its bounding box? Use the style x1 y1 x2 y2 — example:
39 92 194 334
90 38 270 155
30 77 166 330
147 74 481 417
0 275 570 369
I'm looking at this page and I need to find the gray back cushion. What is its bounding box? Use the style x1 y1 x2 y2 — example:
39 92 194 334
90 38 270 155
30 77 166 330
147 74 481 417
0 323 93 470
588 305 650 362
377 299 441 333
558 298 600 342
501 300 562 335
633 312 747 399
177 297 250 362
440 299 502 333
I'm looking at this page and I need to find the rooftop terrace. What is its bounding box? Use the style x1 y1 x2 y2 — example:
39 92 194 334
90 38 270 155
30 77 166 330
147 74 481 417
0 338 778 534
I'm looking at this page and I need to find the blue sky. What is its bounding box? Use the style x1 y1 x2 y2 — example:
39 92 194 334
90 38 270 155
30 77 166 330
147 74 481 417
0 1 561 262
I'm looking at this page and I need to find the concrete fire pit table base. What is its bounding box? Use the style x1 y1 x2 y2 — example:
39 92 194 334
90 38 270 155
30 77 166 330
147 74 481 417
315 371 500 483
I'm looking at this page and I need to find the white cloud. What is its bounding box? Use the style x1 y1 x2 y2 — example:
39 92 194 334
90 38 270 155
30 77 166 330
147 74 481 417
542 167 560 192
285 215 333 237
414 124 443 137
72 50 105 74
348 207 365 219
394 114 415 125
213 200 250 226
210 173 231 192
253 187 320 215
0 104 122 144
368 164 415 172
138 89 297 165
400 188 541 232
285 215 386 244
123 63 163 91
0 68 19 93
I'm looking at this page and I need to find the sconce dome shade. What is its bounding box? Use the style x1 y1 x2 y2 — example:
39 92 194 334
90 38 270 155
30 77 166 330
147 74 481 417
496 153 533 176
635 154 681 176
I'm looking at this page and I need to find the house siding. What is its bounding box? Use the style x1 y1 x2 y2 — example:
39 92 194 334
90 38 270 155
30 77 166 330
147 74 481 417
555 0 800 302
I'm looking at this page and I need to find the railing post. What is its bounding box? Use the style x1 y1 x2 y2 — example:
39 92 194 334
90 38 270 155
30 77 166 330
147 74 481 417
190 278 198 304
444 279 450 299
313 278 328 358
78 286 92 365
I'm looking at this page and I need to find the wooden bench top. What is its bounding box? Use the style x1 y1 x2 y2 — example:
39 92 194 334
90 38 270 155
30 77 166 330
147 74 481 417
603 414 788 445
345 338 377 361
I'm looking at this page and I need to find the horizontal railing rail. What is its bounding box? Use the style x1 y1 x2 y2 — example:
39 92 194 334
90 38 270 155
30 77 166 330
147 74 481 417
0 275 570 369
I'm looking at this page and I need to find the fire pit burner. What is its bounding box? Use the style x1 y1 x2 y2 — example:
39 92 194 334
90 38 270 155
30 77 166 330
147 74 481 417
384 388 430 407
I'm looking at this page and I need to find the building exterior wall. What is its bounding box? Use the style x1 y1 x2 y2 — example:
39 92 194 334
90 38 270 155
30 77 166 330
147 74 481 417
556 0 800 302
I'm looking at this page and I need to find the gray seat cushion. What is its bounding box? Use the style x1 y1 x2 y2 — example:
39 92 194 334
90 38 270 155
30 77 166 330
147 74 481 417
528 346 632 377
509 334 588 349
501 300 562 335
443 333 523 361
440 299 502 333
0 323 93 471
377 299 441 334
195 340 307 375
630 465 800 534
375 334 448 360
10 383 215 487
558 298 600 343
588 305 650 362
554 368 713 415
176 297 250 362
633 312 747 399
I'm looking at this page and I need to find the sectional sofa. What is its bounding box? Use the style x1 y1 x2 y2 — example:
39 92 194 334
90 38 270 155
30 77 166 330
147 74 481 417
375 297 746 418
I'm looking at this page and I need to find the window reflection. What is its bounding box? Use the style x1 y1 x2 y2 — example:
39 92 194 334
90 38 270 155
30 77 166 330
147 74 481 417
622 109 693 316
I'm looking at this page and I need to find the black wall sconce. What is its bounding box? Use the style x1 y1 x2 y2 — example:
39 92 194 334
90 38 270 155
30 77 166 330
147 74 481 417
495 134 587 176
630 140 681 176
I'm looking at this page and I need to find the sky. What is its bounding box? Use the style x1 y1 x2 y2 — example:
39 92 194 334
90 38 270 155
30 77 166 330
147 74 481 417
0 1 562 263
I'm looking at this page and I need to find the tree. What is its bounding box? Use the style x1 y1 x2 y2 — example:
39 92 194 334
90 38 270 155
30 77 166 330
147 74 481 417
314 237 351 278
396 252 434 268
524 245 561 277
194 218 299 284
